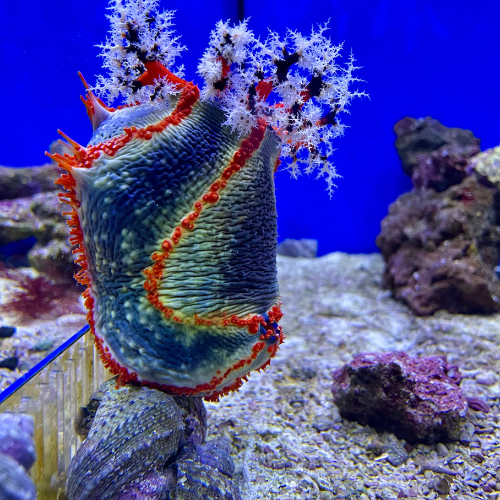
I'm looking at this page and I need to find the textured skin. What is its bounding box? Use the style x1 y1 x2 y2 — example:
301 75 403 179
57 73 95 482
57 88 283 397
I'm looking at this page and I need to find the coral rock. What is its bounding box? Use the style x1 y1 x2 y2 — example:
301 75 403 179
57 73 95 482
0 164 60 201
378 117 500 316
377 176 500 315
394 116 480 189
27 239 75 280
331 351 468 444
470 145 500 187
0 191 74 279
0 413 36 500
0 453 36 500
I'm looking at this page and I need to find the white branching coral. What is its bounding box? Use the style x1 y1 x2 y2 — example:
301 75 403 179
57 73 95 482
198 21 366 196
94 0 365 195
95 0 185 104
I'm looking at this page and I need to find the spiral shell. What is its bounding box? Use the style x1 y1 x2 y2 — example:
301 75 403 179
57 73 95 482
66 381 206 500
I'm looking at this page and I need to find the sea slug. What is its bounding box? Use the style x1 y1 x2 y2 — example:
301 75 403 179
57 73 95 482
48 0 363 399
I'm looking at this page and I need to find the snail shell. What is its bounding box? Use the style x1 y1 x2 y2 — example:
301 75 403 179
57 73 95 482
66 382 206 500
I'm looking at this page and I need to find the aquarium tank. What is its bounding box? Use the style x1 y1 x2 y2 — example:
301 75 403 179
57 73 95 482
0 0 499 499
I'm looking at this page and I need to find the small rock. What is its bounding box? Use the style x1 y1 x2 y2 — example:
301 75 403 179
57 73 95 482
32 339 54 352
459 422 475 446
436 443 448 457
379 488 398 500
319 492 334 500
277 238 318 258
486 479 497 490
407 487 418 497
471 451 485 463
173 459 241 500
475 372 497 386
0 357 18 371
381 432 408 466
332 351 467 443
433 477 450 495
0 414 36 470
0 326 16 338
192 437 235 478
289 364 317 381
312 416 335 432
467 397 490 413
0 453 36 500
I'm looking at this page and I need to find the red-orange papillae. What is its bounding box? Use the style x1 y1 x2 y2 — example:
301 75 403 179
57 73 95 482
49 69 283 398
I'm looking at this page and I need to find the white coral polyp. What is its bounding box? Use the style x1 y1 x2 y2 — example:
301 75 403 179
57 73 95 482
95 0 185 104
198 21 365 196
95 0 365 195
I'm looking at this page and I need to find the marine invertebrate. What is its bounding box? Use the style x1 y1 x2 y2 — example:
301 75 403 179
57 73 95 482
66 380 207 500
48 0 362 398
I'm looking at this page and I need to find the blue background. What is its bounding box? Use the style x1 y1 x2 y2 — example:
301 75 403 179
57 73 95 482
1 0 499 255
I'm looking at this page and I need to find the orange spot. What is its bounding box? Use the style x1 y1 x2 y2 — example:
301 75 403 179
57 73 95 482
137 60 188 90
256 79 273 102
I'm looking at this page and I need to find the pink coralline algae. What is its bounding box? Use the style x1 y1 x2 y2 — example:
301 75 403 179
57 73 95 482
331 351 468 444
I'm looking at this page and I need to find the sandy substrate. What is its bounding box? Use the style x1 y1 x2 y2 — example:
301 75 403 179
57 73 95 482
205 253 500 500
1 253 499 499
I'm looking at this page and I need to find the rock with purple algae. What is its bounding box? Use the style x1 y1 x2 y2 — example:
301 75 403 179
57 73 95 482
331 351 468 444
0 453 36 500
394 116 480 190
0 413 36 470
379 117 500 316
377 173 500 315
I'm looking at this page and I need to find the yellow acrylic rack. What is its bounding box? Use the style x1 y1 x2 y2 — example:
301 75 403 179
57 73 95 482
0 325 113 499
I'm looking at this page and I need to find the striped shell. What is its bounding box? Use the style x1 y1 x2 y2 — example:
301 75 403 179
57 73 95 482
53 83 284 399
66 380 207 500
